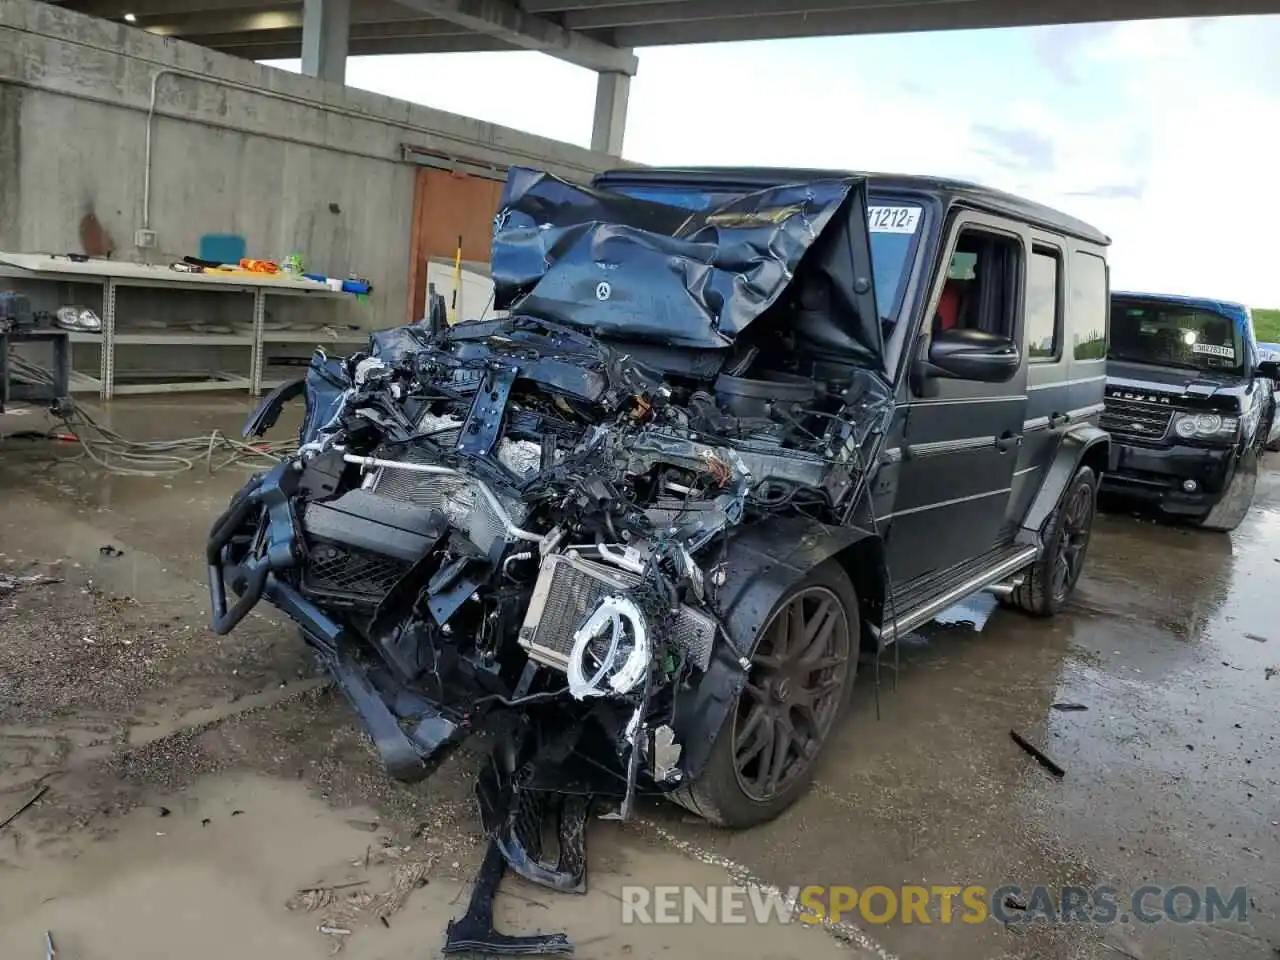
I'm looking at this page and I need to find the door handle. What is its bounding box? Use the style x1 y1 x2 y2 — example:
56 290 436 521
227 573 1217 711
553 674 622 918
1049 412 1070 428
995 431 1022 453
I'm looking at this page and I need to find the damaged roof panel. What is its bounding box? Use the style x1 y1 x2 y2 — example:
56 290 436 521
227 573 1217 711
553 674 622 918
593 166 1112 245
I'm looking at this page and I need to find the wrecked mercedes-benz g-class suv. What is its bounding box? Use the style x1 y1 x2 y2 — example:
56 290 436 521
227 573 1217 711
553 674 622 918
208 164 1111 915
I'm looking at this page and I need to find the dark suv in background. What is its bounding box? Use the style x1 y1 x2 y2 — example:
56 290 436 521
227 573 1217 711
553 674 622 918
1101 292 1278 530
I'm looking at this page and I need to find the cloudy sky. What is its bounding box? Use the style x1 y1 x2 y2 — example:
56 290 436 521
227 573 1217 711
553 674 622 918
270 15 1280 307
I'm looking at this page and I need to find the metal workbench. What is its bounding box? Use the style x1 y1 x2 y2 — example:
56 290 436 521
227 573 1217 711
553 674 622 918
0 253 360 398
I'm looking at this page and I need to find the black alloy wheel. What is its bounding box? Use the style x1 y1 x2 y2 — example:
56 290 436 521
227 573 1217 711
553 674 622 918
1008 464 1098 616
732 585 851 802
670 560 859 828
1051 479 1095 603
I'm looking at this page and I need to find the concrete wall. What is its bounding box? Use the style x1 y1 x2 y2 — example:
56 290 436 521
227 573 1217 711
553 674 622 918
0 0 621 330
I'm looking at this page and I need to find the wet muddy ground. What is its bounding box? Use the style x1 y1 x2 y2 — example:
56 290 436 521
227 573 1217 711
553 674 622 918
0 397 1277 960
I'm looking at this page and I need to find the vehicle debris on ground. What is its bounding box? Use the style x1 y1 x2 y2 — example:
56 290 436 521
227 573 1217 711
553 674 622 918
0 782 49 832
1010 729 1066 779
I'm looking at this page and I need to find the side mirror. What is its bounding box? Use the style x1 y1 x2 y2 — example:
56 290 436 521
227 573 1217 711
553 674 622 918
923 328 1020 382
1256 358 1280 382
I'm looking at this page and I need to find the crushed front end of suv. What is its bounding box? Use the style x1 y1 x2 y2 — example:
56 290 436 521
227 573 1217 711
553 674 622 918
208 165 1112 924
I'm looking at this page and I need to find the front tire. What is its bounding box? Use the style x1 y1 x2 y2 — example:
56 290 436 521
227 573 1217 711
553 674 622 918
1010 465 1097 617
672 560 859 828
1262 397 1280 452
1198 448 1258 532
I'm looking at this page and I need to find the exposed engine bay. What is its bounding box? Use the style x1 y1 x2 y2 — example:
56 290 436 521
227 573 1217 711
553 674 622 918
208 165 894 950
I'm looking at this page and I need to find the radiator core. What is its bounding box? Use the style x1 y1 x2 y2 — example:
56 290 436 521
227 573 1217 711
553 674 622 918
518 552 717 672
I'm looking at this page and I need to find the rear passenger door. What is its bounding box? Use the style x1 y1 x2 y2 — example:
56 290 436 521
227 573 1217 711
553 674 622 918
1064 246 1108 419
1006 236 1066 526
1006 240 1109 529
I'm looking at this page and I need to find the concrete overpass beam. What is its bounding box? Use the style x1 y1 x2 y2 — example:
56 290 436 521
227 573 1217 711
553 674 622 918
301 0 350 85
591 71 630 156
394 0 638 75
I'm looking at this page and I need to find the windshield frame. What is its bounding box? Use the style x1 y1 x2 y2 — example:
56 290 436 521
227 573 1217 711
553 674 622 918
587 183 924 324
1108 296 1248 376
867 188 937 384
584 174 915 371
865 193 928 334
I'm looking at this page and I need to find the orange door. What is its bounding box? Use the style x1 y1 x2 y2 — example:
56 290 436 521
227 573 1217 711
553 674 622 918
406 168 506 323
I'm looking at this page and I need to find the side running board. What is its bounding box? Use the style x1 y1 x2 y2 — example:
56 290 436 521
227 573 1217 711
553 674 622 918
875 544 1038 645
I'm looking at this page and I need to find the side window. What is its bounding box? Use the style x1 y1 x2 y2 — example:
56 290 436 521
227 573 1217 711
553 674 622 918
1071 251 1108 360
932 228 1021 340
1026 246 1062 362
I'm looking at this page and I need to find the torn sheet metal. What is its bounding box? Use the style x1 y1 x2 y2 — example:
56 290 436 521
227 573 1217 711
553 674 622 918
299 350 352 449
491 165 864 349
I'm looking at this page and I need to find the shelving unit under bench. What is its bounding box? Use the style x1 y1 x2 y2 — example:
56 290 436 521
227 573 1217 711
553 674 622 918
0 253 360 398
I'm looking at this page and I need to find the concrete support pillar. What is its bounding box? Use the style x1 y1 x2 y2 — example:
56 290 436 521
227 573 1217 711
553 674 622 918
591 71 630 156
301 0 350 85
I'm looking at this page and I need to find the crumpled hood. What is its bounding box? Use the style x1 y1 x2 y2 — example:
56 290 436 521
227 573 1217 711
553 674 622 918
490 165 866 350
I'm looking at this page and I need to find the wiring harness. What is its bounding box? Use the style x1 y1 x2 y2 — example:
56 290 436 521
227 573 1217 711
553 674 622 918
4 354 298 477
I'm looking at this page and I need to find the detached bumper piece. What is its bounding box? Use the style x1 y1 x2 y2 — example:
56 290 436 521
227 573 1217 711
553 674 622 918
444 722 591 956
477 718 593 893
444 841 574 957
490 788 589 894
326 643 467 783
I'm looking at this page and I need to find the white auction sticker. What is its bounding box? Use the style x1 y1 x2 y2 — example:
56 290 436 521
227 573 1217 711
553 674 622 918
868 206 921 234
1191 342 1234 358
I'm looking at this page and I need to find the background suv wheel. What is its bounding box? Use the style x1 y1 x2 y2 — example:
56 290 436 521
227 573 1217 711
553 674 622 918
1198 448 1258 532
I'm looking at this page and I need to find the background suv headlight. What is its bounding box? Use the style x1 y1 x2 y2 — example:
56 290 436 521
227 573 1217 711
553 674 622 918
1172 411 1239 440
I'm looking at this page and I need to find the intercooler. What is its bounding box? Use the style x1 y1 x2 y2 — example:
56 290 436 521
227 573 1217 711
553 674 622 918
518 553 717 672
369 445 531 556
364 409 539 557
